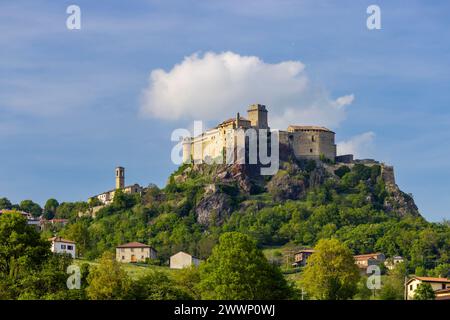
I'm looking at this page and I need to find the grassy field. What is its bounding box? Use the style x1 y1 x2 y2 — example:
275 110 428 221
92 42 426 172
74 259 178 280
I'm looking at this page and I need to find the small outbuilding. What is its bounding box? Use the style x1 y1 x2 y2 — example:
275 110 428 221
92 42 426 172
292 249 316 267
170 251 201 269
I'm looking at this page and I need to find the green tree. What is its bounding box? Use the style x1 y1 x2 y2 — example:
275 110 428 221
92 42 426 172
112 189 137 210
174 266 202 299
43 198 59 220
355 277 373 300
334 166 351 179
88 197 102 207
19 200 42 217
413 282 435 300
0 197 12 210
198 232 292 300
0 212 50 277
86 252 131 300
429 264 450 278
131 270 192 300
63 219 90 257
17 253 76 300
300 238 360 300
379 262 406 300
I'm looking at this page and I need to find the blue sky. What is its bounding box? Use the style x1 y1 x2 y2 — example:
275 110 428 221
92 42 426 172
0 0 449 221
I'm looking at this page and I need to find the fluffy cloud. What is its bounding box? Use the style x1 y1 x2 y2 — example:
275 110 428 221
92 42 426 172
337 132 376 159
140 51 354 129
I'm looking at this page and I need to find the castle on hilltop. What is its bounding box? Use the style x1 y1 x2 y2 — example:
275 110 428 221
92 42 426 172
182 104 353 164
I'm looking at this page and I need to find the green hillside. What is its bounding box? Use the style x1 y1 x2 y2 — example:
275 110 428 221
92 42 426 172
49 159 449 277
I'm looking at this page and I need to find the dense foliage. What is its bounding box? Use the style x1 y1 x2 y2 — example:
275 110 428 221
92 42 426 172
1 161 449 300
33 162 447 277
198 232 293 299
0 212 83 299
299 238 360 300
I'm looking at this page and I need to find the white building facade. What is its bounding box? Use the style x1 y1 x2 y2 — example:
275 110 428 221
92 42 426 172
170 251 201 269
49 237 76 258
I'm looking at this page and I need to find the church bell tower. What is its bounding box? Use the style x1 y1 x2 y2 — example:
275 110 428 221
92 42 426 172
115 167 125 189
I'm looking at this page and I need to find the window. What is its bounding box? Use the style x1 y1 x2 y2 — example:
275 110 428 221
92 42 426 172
409 285 413 290
141 256 144 259
141 248 144 252
312 136 315 142
67 245 73 250
310 148 313 153
131 248 134 252
122 256 125 260
61 244 66 249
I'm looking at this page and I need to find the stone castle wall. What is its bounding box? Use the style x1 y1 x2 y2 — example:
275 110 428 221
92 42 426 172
286 130 336 160
182 105 338 164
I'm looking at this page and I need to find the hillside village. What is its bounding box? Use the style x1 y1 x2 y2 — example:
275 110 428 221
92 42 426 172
1 104 449 300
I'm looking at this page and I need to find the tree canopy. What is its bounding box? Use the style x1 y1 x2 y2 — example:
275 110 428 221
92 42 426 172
86 252 132 300
413 282 435 300
198 232 293 300
300 238 360 300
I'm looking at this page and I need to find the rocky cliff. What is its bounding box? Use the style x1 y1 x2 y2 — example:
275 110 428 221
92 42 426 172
170 158 421 226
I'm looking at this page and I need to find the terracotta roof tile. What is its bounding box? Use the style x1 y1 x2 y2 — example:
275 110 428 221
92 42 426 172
116 242 154 249
414 277 450 283
48 236 75 244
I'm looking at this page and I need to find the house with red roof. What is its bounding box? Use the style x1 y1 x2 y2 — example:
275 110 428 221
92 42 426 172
354 252 386 270
406 276 450 300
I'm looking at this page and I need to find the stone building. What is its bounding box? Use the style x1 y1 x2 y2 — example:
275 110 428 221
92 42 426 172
170 251 201 269
292 249 316 267
354 253 386 270
182 104 344 164
116 242 157 263
92 167 143 205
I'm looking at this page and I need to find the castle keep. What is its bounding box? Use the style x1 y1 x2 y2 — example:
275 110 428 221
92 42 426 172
182 104 343 164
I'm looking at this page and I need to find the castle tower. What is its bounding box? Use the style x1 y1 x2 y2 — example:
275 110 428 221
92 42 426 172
115 167 125 189
182 137 192 164
247 104 268 129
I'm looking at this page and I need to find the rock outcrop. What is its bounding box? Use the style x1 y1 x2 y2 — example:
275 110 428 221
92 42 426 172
173 160 421 226
195 191 234 226
382 165 420 217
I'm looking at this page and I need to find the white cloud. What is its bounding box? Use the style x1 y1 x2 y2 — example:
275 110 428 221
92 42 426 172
334 94 355 108
337 132 376 159
140 51 354 129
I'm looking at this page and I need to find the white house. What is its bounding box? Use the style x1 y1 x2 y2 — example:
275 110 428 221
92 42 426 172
406 276 450 300
48 236 76 258
170 251 201 269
